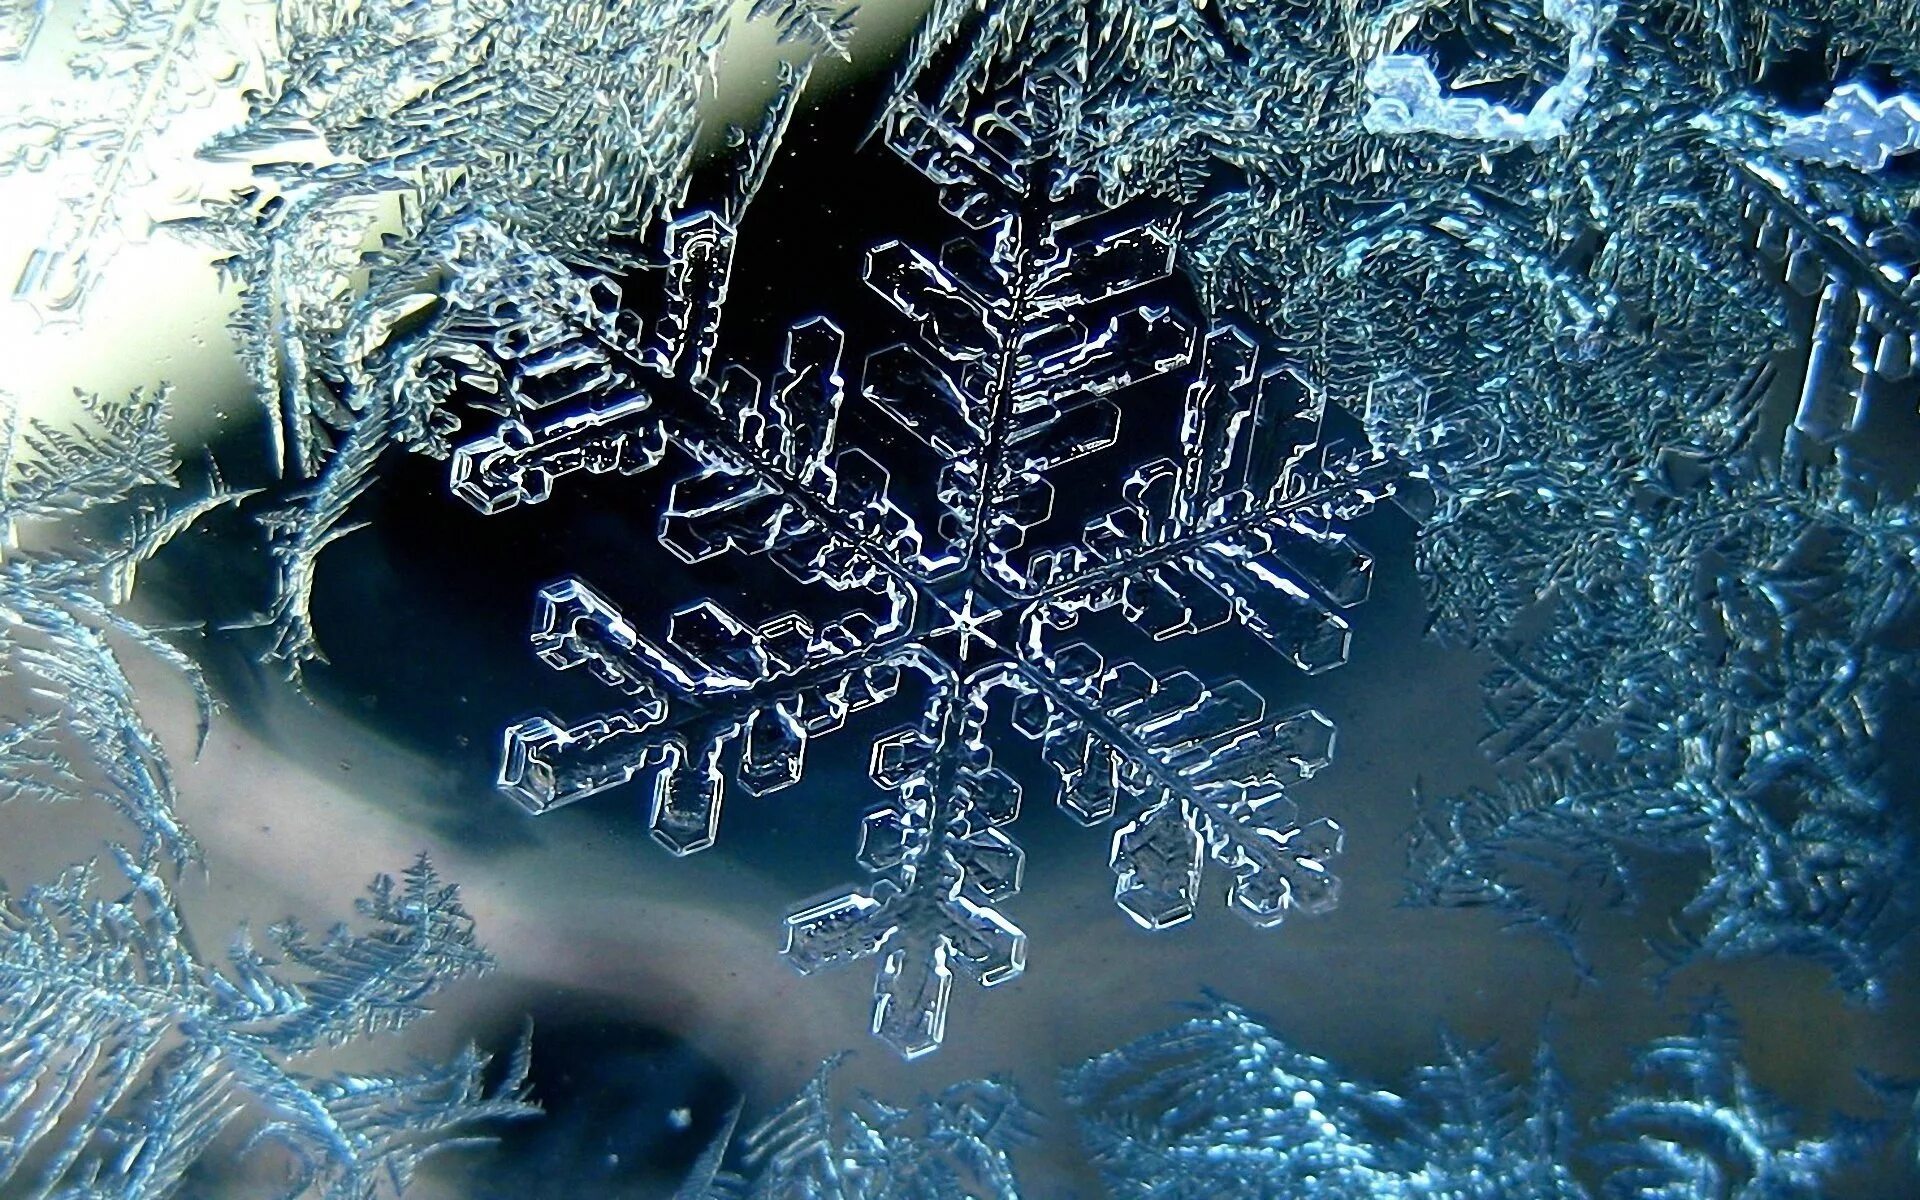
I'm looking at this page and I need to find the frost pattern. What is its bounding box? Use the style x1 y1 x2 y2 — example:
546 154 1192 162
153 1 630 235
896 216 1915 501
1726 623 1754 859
1395 454 1919 992
0 849 535 1198
1064 998 1839 1200
885 0 1920 990
1767 83 1920 172
181 0 850 674
665 994 1859 1199
0 387 250 864
0 0 259 314
682 1058 1031 1199
1864 1072 1920 1175
0 0 44 60
444 71 1402 1058
0 388 534 1196
1362 0 1614 143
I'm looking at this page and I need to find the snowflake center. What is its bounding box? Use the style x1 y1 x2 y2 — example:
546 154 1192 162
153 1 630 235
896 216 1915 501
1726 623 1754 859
927 586 1008 659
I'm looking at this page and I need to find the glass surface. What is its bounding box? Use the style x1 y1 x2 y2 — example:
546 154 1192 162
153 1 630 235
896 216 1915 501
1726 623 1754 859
3 1 1918 1196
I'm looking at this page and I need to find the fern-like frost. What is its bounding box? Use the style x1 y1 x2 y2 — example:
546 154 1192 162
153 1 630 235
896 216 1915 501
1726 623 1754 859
1064 998 1838 1200
1 387 252 863
0 849 535 1198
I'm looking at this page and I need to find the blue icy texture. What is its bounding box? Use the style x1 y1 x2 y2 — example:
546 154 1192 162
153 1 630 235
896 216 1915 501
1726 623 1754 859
0 849 535 1198
1862 1073 1920 1175
0 387 534 1196
179 0 850 673
1766 83 1920 172
889 0 1920 992
681 1059 1031 1199
667 994 1854 1199
448 71 1403 1059
153 0 1920 1004
0 387 251 864
1393 438 1920 993
1362 0 1614 143
1063 998 1839 1200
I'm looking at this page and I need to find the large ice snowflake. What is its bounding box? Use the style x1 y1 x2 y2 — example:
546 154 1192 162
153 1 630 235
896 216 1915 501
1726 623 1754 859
895 0 1920 993
441 73 1403 1057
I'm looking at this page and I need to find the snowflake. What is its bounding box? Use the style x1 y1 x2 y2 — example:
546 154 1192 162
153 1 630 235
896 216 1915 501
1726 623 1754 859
434 72 1404 1058
895 0 1920 992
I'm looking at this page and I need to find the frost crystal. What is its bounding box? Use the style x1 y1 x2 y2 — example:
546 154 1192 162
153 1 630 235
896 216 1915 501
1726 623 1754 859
1362 0 1614 144
0 849 535 1198
1597 1005 1841 1200
182 0 850 674
683 1058 1031 1199
0 387 250 864
0 0 260 314
0 382 534 1197
1400 459 1919 992
1064 998 1837 1200
444 71 1402 1058
1763 83 1920 172
905 0 1920 989
0 0 44 60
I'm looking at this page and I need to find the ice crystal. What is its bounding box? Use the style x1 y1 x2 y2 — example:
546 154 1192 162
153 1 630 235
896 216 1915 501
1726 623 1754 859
1064 998 1837 1200
1767 83 1920 172
0 0 261 314
0 385 535 1196
445 67 1401 1058
1368 56 1920 990
1399 457 1918 993
0 387 251 864
682 1058 1031 1199
1596 1005 1842 1200
181 0 851 673
0 848 535 1198
884 0 1920 989
0 0 44 60
1362 0 1614 144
